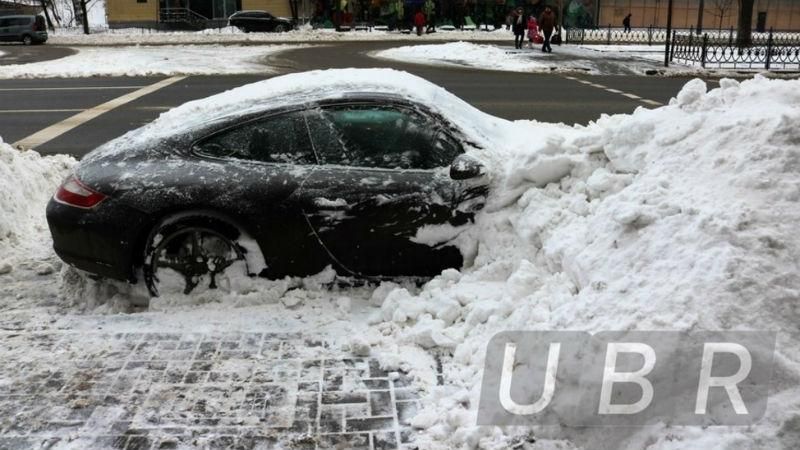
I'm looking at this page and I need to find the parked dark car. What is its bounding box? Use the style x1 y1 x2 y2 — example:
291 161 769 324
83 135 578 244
228 10 293 33
46 81 489 297
0 15 47 45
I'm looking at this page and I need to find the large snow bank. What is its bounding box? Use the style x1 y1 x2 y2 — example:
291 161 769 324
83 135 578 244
374 75 800 448
0 139 75 268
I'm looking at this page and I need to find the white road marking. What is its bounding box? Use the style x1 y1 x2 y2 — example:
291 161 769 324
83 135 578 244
0 109 83 113
562 75 663 107
0 86 147 92
13 76 186 149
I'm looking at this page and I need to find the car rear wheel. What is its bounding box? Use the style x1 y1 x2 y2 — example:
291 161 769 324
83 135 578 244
22 35 33 45
143 223 250 297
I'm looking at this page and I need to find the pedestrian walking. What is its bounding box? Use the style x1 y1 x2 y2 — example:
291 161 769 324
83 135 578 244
623 13 632 32
414 8 426 35
512 7 526 49
538 5 556 53
526 15 539 49
424 0 436 33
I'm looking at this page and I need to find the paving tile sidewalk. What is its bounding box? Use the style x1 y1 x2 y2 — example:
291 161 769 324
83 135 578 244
0 332 422 450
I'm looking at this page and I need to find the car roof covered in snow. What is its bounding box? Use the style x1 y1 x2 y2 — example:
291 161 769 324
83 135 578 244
83 69 506 164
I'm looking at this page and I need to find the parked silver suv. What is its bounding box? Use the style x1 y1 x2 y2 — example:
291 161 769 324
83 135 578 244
0 15 47 45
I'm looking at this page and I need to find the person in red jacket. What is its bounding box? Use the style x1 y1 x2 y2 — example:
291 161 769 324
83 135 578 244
414 9 426 36
526 15 539 49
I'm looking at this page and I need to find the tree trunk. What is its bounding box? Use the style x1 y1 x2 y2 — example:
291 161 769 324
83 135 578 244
696 0 704 34
80 0 90 34
736 0 754 47
39 0 55 31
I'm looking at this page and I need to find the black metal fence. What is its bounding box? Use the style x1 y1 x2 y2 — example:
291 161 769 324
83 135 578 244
565 25 668 45
670 29 800 71
565 25 800 48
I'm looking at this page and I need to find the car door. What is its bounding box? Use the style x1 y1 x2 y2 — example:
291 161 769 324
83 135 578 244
191 109 335 278
252 12 269 31
0 18 10 41
298 101 487 277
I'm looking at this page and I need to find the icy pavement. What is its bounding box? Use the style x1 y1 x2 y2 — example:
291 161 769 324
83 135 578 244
0 259 433 450
0 331 422 450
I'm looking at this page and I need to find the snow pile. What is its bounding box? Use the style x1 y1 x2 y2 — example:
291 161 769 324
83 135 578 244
373 76 800 449
0 45 299 79
0 139 75 268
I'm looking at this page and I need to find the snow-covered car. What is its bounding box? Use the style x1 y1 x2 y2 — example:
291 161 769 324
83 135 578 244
228 10 294 33
46 69 490 297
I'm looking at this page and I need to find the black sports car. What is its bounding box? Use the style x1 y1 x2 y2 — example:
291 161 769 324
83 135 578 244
228 10 293 33
46 70 490 297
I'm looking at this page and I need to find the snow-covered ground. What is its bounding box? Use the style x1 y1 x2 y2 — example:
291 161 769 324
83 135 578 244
46 25 513 46
2 70 800 449
374 41 800 77
0 45 299 79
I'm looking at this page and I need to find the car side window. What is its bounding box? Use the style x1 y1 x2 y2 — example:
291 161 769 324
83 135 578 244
305 104 462 170
194 111 316 165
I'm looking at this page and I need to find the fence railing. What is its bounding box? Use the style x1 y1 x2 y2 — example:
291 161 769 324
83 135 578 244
670 29 800 71
158 8 228 30
565 25 800 47
565 25 667 45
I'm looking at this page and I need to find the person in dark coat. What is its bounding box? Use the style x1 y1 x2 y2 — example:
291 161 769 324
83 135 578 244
512 7 526 49
538 5 556 53
623 13 632 32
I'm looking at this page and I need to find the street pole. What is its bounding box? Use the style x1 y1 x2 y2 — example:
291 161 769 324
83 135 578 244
696 0 704 34
664 0 673 67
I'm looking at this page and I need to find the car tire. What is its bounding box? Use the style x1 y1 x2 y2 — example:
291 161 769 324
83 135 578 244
142 217 251 297
22 35 33 45
274 24 286 33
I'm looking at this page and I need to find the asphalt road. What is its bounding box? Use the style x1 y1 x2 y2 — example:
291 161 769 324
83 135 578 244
0 42 706 158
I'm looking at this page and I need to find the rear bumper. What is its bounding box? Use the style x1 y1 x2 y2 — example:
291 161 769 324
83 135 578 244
46 198 150 282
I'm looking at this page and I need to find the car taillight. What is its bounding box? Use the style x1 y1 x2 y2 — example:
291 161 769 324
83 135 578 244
54 176 107 209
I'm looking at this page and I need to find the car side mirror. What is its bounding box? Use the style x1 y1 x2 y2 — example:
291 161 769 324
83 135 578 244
450 154 485 180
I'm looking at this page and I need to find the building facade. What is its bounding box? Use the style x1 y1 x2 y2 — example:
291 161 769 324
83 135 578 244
107 0 292 28
105 0 800 30
595 0 800 31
